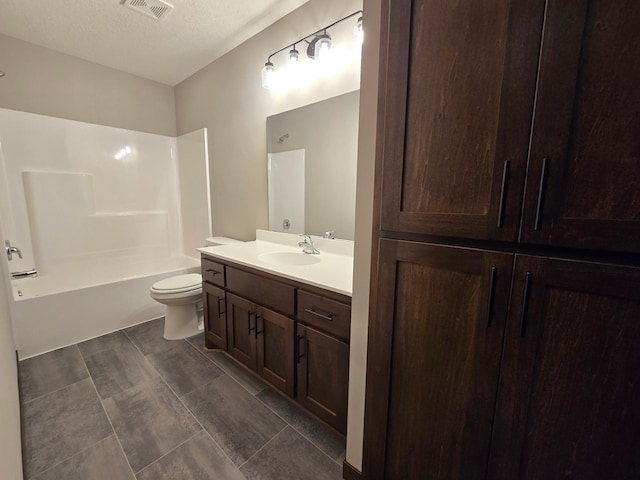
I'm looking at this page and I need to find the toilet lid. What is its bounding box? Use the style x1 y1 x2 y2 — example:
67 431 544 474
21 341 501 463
151 273 202 293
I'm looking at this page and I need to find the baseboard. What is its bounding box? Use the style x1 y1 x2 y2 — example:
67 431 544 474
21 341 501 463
343 460 363 480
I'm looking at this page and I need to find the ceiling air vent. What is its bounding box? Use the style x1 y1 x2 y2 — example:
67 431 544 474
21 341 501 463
122 0 173 20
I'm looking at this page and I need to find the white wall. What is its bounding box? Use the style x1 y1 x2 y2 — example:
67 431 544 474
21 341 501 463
175 0 363 241
0 217 24 479
0 33 176 136
346 0 382 471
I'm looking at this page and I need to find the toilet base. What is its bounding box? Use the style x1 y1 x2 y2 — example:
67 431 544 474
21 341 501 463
163 304 203 340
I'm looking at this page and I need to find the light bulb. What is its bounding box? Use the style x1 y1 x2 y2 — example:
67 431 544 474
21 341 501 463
313 33 332 60
261 61 275 90
289 47 300 63
353 16 364 48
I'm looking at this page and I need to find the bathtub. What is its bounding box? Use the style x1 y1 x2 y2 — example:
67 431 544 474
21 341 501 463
10 255 200 359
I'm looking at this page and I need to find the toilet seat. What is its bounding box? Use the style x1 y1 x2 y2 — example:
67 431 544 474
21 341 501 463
150 273 202 294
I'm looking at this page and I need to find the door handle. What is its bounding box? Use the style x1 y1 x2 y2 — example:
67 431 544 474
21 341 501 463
297 334 305 363
247 311 256 335
216 296 224 318
486 267 497 328
497 160 510 228
520 272 532 337
255 314 262 337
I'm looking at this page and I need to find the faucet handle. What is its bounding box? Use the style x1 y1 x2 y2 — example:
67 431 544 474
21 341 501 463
323 231 335 239
299 234 312 244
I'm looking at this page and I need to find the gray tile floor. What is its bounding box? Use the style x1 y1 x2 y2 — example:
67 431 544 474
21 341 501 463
19 318 345 479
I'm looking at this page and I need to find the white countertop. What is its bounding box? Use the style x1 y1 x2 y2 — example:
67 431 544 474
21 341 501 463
197 230 354 297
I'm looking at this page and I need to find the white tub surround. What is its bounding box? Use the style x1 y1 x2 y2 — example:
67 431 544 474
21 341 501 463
198 230 353 296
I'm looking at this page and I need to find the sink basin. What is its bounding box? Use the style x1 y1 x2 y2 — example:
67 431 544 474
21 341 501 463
259 251 321 266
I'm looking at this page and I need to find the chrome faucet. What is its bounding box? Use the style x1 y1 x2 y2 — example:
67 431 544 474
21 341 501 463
5 240 22 261
298 235 320 254
323 231 335 239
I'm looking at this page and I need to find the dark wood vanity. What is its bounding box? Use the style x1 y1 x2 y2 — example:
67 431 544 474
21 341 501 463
201 253 350 434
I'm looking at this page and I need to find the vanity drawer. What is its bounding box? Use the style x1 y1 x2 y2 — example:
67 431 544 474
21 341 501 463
201 257 226 287
226 267 295 316
297 290 351 341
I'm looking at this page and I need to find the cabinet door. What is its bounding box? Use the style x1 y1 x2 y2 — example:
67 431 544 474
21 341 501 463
226 293 257 371
489 256 640 479
256 307 295 397
363 240 513 480
202 283 227 350
378 0 544 240
520 0 640 253
296 324 349 434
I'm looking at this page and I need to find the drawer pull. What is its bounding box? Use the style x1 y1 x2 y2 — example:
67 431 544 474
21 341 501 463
206 269 222 276
216 296 224 318
297 334 305 363
304 308 333 322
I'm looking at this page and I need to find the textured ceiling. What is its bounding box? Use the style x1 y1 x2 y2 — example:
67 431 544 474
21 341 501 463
0 0 309 86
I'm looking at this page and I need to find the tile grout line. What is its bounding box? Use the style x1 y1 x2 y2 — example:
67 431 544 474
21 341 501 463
123 330 247 478
28 435 116 480
74 344 138 480
253 393 346 466
186 336 346 465
237 424 290 470
133 430 200 476
20 374 89 406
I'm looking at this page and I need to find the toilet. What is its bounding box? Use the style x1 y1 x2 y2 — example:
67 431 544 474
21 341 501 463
150 236 243 340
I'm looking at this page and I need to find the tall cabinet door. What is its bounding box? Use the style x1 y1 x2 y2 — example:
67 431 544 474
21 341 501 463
226 293 257 371
363 240 513 480
520 0 640 253
489 256 640 479
256 307 295 397
203 283 227 350
378 0 544 240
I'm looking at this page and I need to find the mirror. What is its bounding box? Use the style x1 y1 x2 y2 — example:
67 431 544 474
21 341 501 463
267 90 360 240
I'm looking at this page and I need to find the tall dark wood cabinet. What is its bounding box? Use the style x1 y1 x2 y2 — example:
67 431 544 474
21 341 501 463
363 0 640 478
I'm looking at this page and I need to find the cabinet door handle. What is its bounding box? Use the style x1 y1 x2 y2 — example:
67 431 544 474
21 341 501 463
304 308 333 322
534 158 549 230
497 160 510 228
255 314 262 337
297 334 305 363
486 267 497 328
247 311 256 335
216 296 224 318
520 272 532 337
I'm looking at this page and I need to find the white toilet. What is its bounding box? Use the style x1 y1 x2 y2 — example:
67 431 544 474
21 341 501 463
150 237 243 340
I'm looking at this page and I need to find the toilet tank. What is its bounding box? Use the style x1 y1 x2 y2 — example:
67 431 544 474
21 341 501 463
205 236 243 247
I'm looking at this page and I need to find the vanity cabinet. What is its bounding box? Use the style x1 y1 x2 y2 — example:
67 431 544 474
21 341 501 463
296 324 349 434
200 254 351 433
202 283 227 350
227 292 296 396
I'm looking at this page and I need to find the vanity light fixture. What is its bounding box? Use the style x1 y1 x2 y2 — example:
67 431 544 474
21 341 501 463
261 10 363 90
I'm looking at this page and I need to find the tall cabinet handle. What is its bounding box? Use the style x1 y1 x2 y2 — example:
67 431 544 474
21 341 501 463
486 267 497 327
534 158 549 230
520 272 532 337
497 161 510 228
255 314 262 337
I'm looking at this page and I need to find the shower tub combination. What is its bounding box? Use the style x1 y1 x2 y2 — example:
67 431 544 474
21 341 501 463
10 256 200 359
0 109 210 359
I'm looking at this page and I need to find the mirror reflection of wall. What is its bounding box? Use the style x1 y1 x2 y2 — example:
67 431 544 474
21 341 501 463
267 90 360 240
